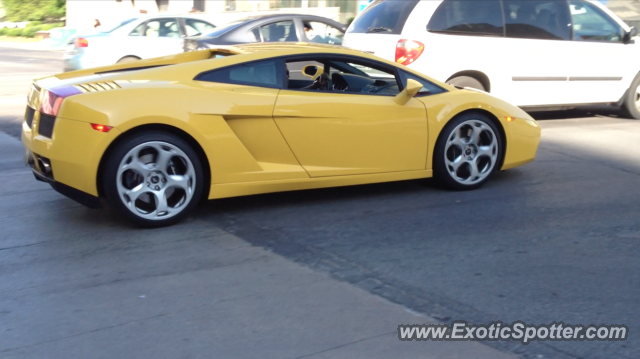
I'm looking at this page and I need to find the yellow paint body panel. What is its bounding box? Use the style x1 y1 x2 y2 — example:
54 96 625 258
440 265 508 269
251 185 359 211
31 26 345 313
20 43 540 202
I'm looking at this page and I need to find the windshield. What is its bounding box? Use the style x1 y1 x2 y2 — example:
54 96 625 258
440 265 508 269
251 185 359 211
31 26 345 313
101 18 138 33
203 21 245 38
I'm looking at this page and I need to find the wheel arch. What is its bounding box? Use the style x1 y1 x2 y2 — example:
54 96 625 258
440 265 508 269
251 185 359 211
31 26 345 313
96 123 211 200
433 109 507 171
446 71 491 93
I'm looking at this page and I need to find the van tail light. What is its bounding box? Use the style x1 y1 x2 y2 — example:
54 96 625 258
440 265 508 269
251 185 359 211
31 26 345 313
39 86 82 117
75 37 89 48
395 39 425 66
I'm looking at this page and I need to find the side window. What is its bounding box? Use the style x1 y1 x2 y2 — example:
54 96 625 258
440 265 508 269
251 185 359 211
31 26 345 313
399 71 445 97
196 59 283 88
570 0 624 42
427 0 504 36
328 60 401 95
184 19 215 36
303 21 344 45
503 0 571 40
249 27 262 42
143 19 180 38
259 21 298 42
130 23 146 36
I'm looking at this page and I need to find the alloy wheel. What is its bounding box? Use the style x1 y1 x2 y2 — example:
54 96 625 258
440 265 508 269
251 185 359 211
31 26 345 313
116 141 196 221
444 119 499 185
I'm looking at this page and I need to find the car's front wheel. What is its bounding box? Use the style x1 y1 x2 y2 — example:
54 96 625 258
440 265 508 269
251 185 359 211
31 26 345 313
103 131 205 227
433 113 503 190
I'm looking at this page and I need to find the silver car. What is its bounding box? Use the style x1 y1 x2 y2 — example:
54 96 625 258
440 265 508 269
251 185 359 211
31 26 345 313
63 15 215 72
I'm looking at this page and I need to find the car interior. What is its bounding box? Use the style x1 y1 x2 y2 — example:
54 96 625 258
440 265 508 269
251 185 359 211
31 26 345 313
285 59 401 95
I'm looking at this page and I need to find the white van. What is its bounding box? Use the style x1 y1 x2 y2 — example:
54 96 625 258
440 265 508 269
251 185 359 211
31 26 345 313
343 0 640 119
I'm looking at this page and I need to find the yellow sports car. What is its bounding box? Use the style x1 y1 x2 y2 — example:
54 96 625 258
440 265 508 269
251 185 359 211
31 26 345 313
22 43 540 227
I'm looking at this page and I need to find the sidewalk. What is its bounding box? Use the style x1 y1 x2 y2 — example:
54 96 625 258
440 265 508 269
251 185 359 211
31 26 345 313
0 38 64 51
0 132 520 359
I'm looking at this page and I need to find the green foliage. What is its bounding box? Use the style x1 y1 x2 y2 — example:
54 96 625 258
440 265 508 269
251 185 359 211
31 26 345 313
0 22 64 38
346 17 355 27
1 0 66 22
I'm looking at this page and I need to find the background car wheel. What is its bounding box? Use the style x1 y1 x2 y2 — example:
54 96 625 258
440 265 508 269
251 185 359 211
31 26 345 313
103 131 204 227
447 76 485 91
621 72 640 120
433 112 503 191
117 56 140 64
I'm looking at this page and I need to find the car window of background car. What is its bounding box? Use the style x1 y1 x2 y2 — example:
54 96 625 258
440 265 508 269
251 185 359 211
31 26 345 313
503 0 571 40
347 0 419 34
144 19 180 38
427 0 504 36
259 21 298 42
569 0 623 42
197 59 282 88
184 19 215 36
304 21 344 45
399 71 445 96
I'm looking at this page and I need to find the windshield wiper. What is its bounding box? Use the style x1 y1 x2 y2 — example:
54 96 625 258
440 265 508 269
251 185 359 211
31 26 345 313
366 27 393 33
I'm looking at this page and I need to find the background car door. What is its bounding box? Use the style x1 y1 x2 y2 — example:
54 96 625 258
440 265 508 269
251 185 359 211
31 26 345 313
273 58 428 177
561 0 636 104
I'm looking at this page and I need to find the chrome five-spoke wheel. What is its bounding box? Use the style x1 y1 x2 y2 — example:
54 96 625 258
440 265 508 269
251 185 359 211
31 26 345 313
116 141 195 220
104 132 204 227
434 113 502 190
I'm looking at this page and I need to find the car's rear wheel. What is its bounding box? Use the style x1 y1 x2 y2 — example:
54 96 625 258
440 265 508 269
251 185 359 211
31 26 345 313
433 113 502 190
621 73 640 120
447 76 485 92
103 131 204 227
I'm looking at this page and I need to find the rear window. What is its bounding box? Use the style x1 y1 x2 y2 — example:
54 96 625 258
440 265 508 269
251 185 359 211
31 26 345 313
346 0 419 34
427 0 505 36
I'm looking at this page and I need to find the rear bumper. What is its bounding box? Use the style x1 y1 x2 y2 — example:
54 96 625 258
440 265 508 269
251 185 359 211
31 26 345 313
30 160 101 208
22 109 121 202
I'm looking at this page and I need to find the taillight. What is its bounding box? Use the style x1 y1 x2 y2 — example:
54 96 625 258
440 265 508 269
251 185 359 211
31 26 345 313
75 37 89 48
395 39 425 66
39 86 82 117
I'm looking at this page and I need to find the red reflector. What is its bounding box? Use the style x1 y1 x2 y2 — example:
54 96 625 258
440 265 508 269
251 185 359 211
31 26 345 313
75 37 89 48
91 124 113 132
395 39 425 66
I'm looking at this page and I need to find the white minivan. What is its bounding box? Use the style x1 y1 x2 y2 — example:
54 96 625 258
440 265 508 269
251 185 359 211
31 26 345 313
343 0 640 119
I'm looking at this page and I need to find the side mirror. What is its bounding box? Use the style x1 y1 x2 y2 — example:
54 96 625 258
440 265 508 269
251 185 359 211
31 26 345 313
302 65 319 78
624 26 638 44
394 79 423 105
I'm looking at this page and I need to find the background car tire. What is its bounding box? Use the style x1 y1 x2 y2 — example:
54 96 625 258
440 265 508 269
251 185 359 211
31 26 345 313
433 112 503 191
620 72 640 120
103 131 205 228
117 56 140 64
447 76 485 92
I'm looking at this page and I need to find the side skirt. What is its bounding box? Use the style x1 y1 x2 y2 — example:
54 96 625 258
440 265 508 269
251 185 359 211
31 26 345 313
208 170 433 199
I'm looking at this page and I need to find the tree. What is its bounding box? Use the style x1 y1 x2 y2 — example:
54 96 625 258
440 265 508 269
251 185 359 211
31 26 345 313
1 0 65 22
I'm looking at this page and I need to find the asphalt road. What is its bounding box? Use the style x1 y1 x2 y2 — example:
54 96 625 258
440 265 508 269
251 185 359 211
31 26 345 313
1 46 639 359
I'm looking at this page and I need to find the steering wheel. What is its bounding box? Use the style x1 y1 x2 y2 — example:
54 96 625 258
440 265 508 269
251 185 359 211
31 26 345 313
314 73 330 90
331 73 349 91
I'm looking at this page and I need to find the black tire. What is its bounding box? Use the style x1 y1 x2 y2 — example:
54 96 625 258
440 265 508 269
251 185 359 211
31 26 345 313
447 76 486 91
103 131 205 228
433 112 503 191
117 56 140 64
620 72 640 120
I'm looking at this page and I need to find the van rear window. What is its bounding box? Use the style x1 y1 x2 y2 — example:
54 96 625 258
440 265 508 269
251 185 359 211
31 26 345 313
346 0 419 35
